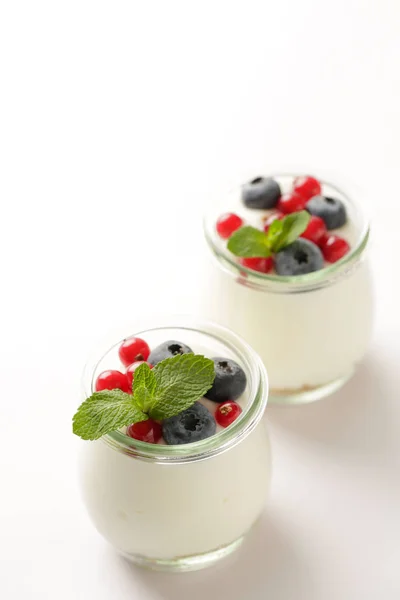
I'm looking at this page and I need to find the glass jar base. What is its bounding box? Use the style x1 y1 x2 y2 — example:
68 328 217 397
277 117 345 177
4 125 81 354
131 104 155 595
269 370 354 405
119 536 244 572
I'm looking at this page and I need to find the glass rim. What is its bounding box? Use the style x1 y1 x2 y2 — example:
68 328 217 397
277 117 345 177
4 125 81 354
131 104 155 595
81 317 268 464
203 173 370 293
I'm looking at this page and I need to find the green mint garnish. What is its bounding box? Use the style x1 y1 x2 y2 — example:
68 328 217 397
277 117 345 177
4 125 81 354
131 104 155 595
72 354 215 441
227 210 310 258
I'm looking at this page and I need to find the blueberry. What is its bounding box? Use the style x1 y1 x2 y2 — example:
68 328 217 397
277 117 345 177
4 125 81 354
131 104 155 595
306 195 347 230
242 177 281 209
162 402 216 445
274 238 324 276
205 358 247 403
148 340 193 366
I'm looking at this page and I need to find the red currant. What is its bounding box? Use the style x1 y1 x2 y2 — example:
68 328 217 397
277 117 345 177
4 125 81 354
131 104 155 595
216 213 243 239
239 256 273 273
320 235 350 263
95 370 130 393
301 215 327 244
293 175 321 200
127 419 162 443
263 211 284 232
215 401 242 428
277 192 308 214
119 337 150 367
126 361 153 387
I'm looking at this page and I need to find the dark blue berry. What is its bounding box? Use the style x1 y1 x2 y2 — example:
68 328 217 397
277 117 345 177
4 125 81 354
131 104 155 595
205 358 247 403
148 340 193 366
242 177 281 209
162 402 216 445
274 238 324 276
306 195 347 230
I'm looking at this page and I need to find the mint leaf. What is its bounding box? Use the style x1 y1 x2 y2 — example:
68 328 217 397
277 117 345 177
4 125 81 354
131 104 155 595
134 386 154 413
269 211 310 253
265 218 284 248
72 390 147 440
149 354 215 420
227 226 271 258
133 362 156 396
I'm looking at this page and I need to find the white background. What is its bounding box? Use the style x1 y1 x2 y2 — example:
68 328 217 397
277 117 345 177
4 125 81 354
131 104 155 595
1 1 399 599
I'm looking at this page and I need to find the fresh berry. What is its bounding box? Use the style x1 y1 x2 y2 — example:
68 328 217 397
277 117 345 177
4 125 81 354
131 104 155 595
306 196 347 230
293 175 321 200
320 234 350 263
263 211 284 232
239 257 273 273
119 337 150 367
95 370 130 393
162 402 216 445
277 192 308 214
242 177 281 209
216 213 243 239
301 215 327 244
205 358 247 403
274 238 324 276
148 340 193 366
127 419 162 443
126 361 153 387
215 401 242 428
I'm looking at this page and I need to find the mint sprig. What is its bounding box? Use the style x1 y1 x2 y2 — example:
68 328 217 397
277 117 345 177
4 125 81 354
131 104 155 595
227 210 310 258
72 354 215 441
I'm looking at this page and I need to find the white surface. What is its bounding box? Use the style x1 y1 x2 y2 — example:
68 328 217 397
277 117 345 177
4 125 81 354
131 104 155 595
0 1 399 599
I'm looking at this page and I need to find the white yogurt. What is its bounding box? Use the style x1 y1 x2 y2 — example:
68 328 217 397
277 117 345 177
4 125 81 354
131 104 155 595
200 175 374 402
79 322 271 570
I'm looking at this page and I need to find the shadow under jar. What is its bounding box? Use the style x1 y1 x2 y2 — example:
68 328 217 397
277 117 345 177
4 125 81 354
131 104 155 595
79 319 270 572
202 174 374 405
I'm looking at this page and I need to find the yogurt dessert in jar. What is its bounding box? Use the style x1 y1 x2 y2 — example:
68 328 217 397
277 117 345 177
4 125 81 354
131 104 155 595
202 173 374 405
74 319 270 572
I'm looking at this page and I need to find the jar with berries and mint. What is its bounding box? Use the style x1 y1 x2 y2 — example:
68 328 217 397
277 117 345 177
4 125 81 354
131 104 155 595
203 173 374 404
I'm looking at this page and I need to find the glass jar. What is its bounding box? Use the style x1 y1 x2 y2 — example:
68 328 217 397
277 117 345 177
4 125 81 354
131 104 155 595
79 319 270 572
202 174 374 404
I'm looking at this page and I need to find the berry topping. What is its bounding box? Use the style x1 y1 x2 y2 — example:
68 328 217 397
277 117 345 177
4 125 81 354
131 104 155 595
205 358 247 403
293 175 321 200
119 337 150 367
95 370 130 393
126 360 153 387
300 215 327 244
216 213 243 239
320 234 350 263
306 195 347 230
274 238 324 276
242 177 281 209
148 340 193 366
215 401 242 428
127 419 162 443
162 402 216 445
239 257 273 273
277 192 308 214
263 211 284 232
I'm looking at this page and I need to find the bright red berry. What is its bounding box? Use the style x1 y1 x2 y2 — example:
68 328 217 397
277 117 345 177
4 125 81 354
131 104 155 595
215 401 242 428
119 337 150 367
239 256 273 273
277 192 308 214
320 235 350 263
293 175 321 200
127 419 162 443
126 361 153 387
263 211 284 232
216 213 243 239
301 215 327 244
95 370 130 393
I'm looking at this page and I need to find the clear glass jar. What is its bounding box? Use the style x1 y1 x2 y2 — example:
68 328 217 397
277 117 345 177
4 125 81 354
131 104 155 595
79 319 270 572
202 174 374 404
